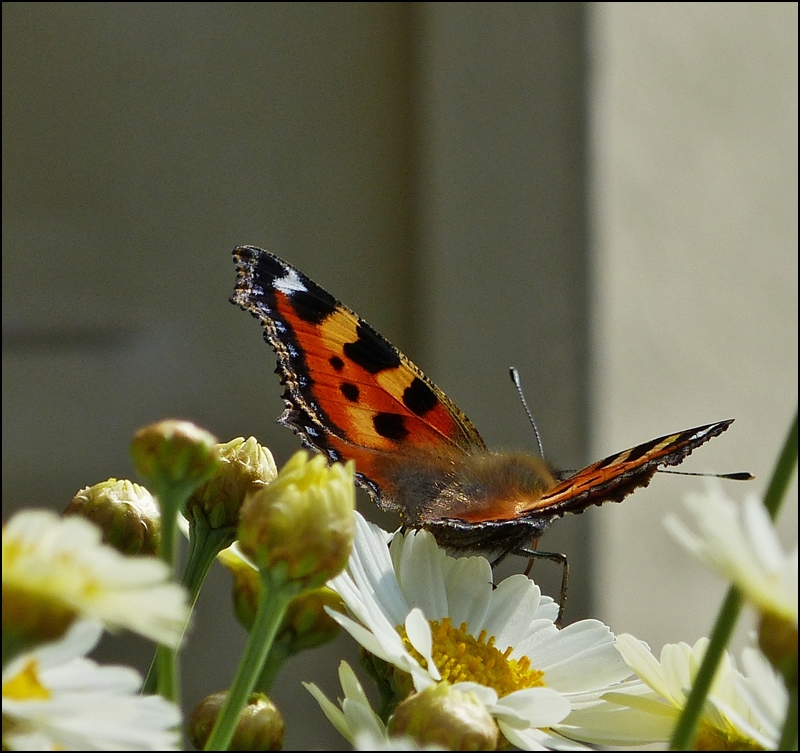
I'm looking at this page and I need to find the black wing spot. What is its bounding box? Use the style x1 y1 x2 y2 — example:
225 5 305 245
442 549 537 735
373 412 409 441
290 288 337 325
329 355 345 372
343 322 401 374
340 382 359 402
403 377 438 416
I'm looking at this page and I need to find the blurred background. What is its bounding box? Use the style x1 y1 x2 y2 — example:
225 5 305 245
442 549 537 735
3 3 796 749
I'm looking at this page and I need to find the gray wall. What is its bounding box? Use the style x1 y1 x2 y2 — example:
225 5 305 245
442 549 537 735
3 4 588 749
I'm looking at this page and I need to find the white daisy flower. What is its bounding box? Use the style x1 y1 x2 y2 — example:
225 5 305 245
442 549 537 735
3 509 190 649
664 480 798 624
562 634 786 749
2 619 182 750
325 513 632 750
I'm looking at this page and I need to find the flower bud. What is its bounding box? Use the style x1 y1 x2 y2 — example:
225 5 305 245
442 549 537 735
64 478 160 556
130 420 219 496
2 581 77 653
186 437 277 532
758 610 798 687
188 691 284 751
219 542 344 648
237 451 355 590
218 544 261 630
279 586 344 653
388 682 499 751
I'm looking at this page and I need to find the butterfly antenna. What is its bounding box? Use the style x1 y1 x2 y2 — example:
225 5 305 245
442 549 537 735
509 367 545 460
658 469 754 480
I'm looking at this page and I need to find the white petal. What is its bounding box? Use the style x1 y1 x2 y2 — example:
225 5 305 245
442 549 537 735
449 682 498 707
395 530 448 621
344 513 409 626
493 687 571 728
497 722 552 750
743 494 784 573
440 552 493 631
614 634 674 702
536 621 630 692
303 682 353 743
343 697 387 744
484 575 550 648
405 608 440 682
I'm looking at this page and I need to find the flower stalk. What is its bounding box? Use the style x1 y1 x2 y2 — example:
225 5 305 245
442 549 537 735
203 570 299 750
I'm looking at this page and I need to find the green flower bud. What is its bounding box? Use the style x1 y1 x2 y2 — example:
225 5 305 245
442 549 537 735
388 682 499 751
188 691 284 751
130 420 219 497
237 451 355 590
279 586 344 654
758 610 798 688
217 544 260 630
2 581 77 654
64 478 160 555
218 543 344 650
186 437 277 532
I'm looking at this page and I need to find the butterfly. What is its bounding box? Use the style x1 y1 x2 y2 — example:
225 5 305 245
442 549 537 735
231 245 734 572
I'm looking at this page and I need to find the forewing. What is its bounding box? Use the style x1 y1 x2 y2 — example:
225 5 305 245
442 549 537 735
231 246 487 499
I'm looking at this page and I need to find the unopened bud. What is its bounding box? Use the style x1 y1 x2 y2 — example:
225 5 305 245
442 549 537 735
388 682 499 751
188 690 284 751
64 478 160 555
186 437 277 532
130 420 219 497
238 451 355 590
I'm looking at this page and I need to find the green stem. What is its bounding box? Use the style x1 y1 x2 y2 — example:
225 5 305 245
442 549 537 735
183 514 237 608
778 683 798 750
158 490 180 569
204 572 298 751
669 411 798 750
255 638 292 694
762 411 798 521
142 518 235 695
669 588 744 750
153 485 183 704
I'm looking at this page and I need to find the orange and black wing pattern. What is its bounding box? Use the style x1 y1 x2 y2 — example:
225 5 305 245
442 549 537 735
231 246 486 505
519 419 734 518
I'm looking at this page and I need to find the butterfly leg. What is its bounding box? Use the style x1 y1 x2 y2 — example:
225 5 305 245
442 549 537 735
513 547 569 628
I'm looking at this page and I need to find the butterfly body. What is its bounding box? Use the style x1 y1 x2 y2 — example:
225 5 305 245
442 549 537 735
231 245 733 556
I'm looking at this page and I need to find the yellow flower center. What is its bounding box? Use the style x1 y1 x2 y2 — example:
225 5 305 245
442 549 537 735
2 659 51 701
399 617 545 697
694 719 766 751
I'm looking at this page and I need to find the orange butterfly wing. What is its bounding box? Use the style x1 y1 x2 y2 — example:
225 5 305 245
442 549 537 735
527 420 733 514
231 245 486 508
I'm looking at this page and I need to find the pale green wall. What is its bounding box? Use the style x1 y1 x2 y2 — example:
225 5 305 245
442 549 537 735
589 2 797 656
